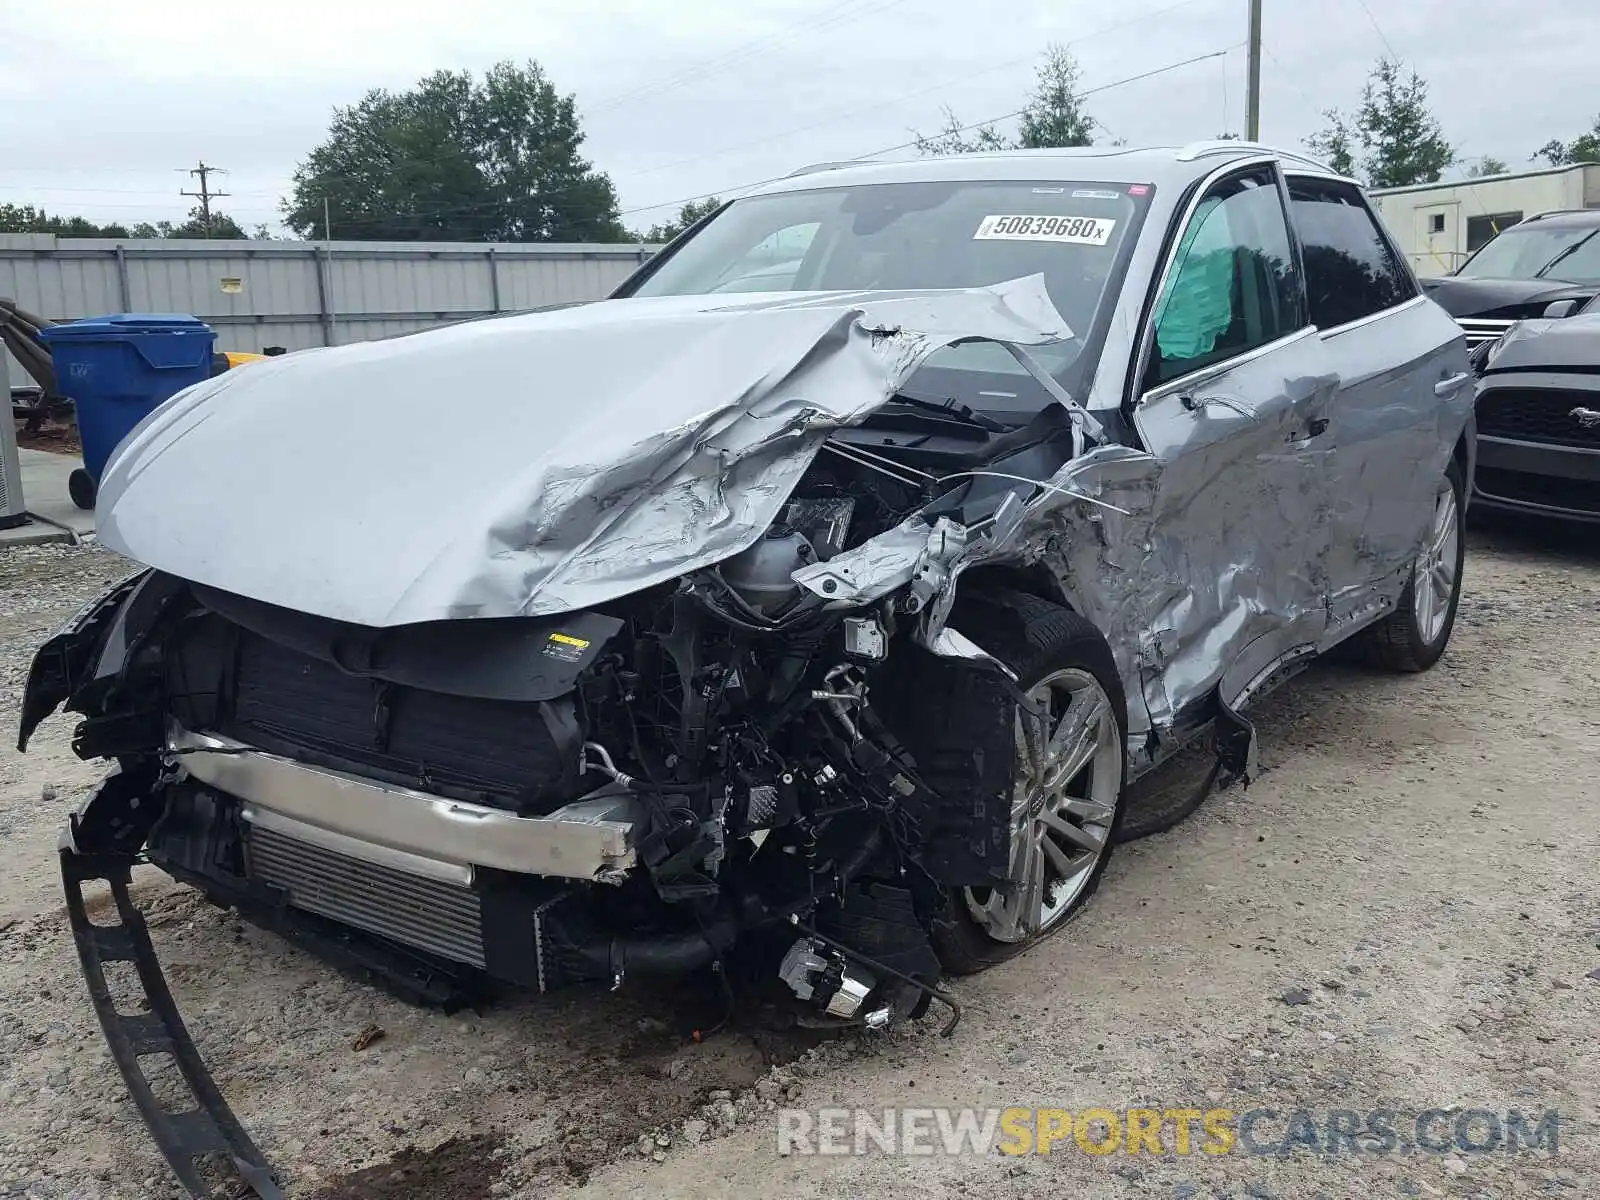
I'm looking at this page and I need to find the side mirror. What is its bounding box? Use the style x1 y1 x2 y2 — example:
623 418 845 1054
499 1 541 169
1543 299 1582 318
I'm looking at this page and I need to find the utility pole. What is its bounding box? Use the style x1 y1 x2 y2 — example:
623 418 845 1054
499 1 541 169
323 196 337 344
1245 0 1263 142
179 160 229 238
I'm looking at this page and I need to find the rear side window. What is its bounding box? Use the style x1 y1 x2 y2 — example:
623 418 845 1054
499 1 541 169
1288 178 1416 329
1148 167 1305 386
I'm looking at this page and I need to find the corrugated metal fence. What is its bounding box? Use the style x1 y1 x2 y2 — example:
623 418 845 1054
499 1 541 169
1 234 658 380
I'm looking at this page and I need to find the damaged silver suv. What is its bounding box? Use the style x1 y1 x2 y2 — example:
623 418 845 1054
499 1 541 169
22 141 1474 1192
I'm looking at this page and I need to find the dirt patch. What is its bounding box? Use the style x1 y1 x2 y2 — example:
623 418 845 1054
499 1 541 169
309 1134 504 1200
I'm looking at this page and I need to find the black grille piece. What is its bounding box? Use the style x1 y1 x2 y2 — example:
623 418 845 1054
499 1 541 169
1476 466 1600 515
167 615 582 812
1477 387 1600 448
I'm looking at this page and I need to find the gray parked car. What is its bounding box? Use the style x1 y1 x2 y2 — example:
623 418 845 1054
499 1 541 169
21 141 1475 1193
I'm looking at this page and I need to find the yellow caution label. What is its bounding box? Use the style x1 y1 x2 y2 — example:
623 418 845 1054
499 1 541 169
548 633 590 648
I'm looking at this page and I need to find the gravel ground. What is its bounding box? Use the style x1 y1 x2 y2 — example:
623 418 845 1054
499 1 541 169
0 517 1596 1200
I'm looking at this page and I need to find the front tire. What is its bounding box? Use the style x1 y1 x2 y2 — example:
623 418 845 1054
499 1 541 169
1362 462 1465 672
923 592 1128 975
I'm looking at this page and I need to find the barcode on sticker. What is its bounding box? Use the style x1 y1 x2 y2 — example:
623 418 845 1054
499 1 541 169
974 214 1116 244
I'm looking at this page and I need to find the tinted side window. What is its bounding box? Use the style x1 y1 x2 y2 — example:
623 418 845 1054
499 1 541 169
1149 169 1304 385
1288 178 1417 328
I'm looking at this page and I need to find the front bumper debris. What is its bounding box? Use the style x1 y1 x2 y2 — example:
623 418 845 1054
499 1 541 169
61 834 283 1198
171 727 642 882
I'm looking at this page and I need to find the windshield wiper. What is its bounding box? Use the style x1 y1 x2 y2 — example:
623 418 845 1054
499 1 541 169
885 392 1011 433
1535 230 1599 279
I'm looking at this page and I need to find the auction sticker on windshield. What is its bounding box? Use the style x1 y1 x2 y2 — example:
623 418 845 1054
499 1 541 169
974 214 1116 245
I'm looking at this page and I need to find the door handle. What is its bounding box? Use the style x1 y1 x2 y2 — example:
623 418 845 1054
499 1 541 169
1435 372 1473 396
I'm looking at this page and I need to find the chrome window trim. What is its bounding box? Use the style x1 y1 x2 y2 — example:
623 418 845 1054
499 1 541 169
1139 324 1321 404
1130 153 1295 405
1317 292 1431 340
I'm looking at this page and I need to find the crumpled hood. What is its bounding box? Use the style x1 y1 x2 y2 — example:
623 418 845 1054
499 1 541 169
97 278 1071 627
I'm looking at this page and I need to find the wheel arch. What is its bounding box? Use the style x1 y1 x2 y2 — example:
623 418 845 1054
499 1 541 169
953 562 1074 612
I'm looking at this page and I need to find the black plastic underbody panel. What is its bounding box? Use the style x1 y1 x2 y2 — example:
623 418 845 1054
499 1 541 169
61 844 284 1199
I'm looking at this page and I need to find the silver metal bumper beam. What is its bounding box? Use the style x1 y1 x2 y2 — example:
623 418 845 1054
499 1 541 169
168 727 640 882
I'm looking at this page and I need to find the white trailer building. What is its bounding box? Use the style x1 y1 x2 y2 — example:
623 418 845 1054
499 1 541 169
1370 163 1600 277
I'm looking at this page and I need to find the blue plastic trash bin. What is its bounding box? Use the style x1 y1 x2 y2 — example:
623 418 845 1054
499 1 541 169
40 313 216 509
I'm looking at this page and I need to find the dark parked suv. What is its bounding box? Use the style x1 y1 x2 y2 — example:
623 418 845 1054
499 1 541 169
1424 209 1600 349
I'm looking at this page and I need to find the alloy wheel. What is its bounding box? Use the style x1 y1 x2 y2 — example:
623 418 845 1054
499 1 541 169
1412 483 1461 646
963 667 1122 944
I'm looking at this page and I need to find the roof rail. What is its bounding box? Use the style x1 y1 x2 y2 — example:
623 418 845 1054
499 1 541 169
785 160 863 178
1524 209 1595 222
1175 139 1335 173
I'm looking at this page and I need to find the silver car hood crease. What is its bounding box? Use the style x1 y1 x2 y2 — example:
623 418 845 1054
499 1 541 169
96 277 1072 627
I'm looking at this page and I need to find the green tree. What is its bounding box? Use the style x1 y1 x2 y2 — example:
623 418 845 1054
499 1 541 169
1535 115 1600 166
1306 112 1356 176
1465 156 1508 178
123 208 249 239
643 197 721 243
1307 58 1454 186
283 60 627 242
0 203 129 238
169 206 248 239
914 107 1013 156
1018 45 1095 149
916 44 1095 156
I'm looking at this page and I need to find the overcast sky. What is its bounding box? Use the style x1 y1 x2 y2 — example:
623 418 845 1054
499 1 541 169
2 0 1596 236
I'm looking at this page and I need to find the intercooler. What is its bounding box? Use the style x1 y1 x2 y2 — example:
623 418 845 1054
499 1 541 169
242 809 487 969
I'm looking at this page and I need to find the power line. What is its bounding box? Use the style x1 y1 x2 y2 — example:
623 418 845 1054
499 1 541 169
1260 45 1320 115
1353 0 1401 61
616 45 1239 223
851 46 1237 161
616 0 1218 183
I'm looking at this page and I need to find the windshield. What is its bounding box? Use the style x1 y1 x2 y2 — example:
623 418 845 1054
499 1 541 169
625 178 1150 414
1457 223 1600 283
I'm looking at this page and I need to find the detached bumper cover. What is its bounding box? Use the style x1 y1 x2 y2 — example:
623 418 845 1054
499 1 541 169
17 570 149 751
